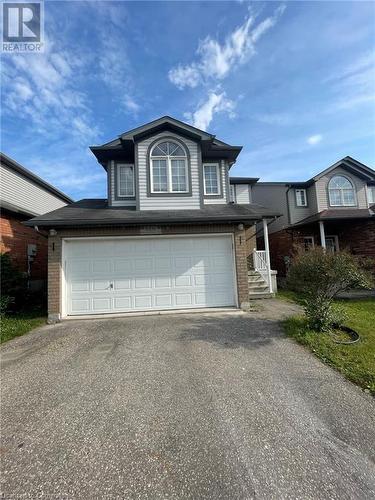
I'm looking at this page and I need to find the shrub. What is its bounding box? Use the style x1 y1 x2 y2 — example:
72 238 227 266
286 248 373 332
0 253 28 312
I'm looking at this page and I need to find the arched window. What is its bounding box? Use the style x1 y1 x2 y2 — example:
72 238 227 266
150 140 188 193
328 175 356 206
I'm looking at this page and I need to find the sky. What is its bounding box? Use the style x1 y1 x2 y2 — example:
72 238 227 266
1 1 375 201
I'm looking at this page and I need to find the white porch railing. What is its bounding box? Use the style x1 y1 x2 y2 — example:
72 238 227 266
252 249 273 293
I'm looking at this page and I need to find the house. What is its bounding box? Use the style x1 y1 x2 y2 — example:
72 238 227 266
0 153 73 290
24 116 279 322
250 156 375 276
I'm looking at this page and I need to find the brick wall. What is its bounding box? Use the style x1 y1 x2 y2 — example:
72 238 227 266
48 223 250 320
0 210 48 280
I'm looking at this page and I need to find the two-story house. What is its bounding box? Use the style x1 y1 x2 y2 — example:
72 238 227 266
0 153 73 290
250 156 375 275
25 117 279 322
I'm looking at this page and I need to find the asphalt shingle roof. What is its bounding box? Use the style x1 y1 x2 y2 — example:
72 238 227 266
24 199 280 228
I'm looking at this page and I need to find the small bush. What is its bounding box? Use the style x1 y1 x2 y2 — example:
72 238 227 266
286 248 373 332
1 253 28 312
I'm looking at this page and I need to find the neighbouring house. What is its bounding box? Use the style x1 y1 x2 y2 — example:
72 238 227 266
250 156 375 276
0 153 73 290
25 116 279 322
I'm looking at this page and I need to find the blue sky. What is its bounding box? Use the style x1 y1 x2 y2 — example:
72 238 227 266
2 1 375 200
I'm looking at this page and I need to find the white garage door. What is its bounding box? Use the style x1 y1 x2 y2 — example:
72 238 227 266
64 235 237 315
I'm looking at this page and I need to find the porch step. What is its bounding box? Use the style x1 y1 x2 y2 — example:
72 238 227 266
248 283 268 291
248 292 275 300
248 269 272 298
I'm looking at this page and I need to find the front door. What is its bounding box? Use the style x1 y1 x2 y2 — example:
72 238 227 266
326 235 339 253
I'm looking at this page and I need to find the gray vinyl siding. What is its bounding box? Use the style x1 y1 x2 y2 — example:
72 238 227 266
203 160 227 205
109 161 136 207
137 131 200 210
287 185 317 225
315 166 368 211
234 184 251 204
252 184 289 234
0 163 68 216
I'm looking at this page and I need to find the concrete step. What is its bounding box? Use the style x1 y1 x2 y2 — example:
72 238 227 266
248 292 275 299
248 277 264 284
248 283 268 291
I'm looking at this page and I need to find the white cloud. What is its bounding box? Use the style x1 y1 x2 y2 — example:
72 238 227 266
168 65 201 90
185 91 236 130
255 112 292 126
307 134 322 145
2 44 99 144
325 51 375 113
122 95 141 114
169 5 285 89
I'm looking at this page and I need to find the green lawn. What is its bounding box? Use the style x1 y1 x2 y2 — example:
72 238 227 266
281 294 375 394
1 312 46 344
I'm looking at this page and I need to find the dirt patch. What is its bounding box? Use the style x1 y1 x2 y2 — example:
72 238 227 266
249 298 302 320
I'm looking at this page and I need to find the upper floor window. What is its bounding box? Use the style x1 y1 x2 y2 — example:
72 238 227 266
117 164 134 197
150 140 188 193
367 185 375 205
203 163 221 195
295 189 307 207
328 175 356 206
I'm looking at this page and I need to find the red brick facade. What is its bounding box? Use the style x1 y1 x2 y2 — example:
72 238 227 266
48 223 250 321
0 209 48 280
259 219 375 276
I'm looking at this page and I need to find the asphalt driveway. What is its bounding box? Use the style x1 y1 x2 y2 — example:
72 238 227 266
1 310 374 499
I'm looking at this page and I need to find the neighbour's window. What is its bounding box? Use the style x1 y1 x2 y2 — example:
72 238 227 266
117 164 134 197
150 140 188 193
328 175 356 206
303 236 314 251
203 164 221 195
367 185 375 205
295 189 307 207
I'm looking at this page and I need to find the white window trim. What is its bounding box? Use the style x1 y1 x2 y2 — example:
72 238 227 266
203 163 221 196
367 185 375 206
230 184 236 203
326 235 340 252
328 175 357 207
150 140 189 194
295 188 307 207
303 236 315 249
117 164 135 198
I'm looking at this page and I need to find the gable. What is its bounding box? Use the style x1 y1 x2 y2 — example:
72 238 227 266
90 116 242 168
313 157 375 183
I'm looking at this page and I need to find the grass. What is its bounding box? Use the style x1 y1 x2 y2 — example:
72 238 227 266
1 311 46 344
282 296 375 394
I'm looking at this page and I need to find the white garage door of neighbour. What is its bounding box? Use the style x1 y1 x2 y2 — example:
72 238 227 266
64 235 237 315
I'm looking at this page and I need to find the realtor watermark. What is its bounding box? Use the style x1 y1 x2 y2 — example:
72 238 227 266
2 2 44 52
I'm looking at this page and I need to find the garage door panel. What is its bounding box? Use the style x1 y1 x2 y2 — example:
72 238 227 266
68 260 90 275
114 279 131 290
71 298 90 313
92 260 111 274
113 296 132 310
155 277 172 288
135 258 153 272
175 293 193 306
93 297 111 311
135 277 152 289
114 259 133 273
135 296 152 308
175 275 192 287
155 294 172 307
65 235 236 315
71 280 90 292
